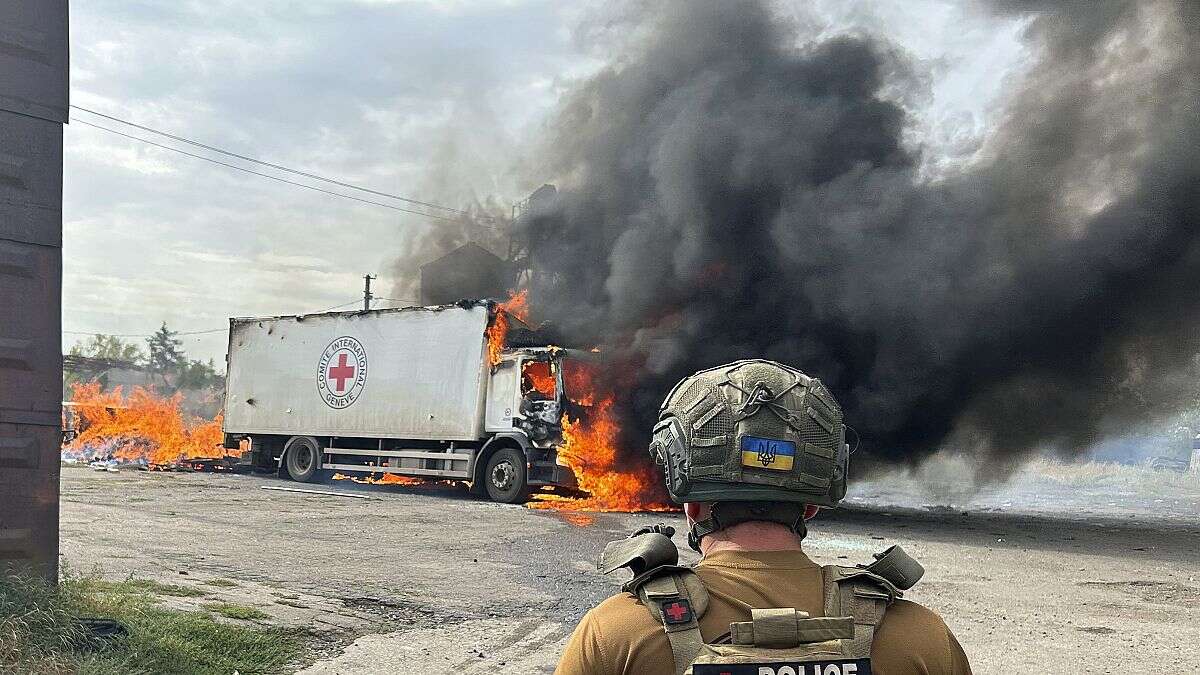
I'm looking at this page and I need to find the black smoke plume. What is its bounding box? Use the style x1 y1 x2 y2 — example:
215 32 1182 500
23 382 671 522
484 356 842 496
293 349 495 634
510 0 1200 474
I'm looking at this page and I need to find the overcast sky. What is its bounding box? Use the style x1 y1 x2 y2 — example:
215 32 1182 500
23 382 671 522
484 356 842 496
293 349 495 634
63 0 1027 366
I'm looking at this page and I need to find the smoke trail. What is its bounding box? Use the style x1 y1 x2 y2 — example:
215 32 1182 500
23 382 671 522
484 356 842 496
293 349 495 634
513 0 1199 473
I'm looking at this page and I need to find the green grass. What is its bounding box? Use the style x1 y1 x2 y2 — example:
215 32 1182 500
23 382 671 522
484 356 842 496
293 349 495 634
201 603 269 622
0 570 305 674
200 578 239 588
92 578 206 598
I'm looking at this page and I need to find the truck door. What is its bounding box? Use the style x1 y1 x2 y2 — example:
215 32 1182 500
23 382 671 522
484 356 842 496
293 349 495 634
484 356 521 432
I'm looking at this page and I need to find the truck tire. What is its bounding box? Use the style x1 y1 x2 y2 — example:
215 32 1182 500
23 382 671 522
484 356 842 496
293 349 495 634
283 436 325 483
484 447 530 504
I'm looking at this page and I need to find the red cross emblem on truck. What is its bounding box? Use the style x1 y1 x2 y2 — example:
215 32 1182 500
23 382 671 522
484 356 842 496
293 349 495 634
327 352 355 393
317 336 367 409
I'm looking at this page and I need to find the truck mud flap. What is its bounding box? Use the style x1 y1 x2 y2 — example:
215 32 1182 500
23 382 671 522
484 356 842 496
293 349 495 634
528 462 577 488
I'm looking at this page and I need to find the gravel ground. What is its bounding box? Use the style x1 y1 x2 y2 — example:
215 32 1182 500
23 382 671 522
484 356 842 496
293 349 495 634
59 464 1200 673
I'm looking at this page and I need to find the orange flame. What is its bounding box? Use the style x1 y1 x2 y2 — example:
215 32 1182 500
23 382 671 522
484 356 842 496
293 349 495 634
485 289 530 366
499 288 530 322
535 398 671 512
530 360 673 513
486 310 509 367
484 289 674 514
563 360 596 406
522 361 556 398
62 382 229 466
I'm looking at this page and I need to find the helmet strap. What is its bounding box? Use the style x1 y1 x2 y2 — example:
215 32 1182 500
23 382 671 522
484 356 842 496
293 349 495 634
687 501 809 553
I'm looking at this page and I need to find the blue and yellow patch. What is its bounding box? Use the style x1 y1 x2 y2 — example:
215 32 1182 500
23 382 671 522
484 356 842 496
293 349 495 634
740 436 797 471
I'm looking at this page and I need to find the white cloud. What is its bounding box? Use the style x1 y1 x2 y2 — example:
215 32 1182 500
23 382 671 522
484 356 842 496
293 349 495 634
64 0 582 365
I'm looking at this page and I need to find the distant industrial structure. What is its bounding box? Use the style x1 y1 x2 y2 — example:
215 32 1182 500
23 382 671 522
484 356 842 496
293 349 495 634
418 184 559 306
420 242 515 306
62 354 158 392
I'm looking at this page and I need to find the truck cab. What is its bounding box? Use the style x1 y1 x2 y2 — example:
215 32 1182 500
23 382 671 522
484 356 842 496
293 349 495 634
480 348 576 499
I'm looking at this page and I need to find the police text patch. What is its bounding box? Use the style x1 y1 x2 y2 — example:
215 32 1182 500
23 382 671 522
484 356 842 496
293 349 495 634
693 659 871 675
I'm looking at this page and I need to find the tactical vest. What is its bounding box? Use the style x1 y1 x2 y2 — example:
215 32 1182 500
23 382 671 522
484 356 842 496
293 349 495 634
599 530 924 675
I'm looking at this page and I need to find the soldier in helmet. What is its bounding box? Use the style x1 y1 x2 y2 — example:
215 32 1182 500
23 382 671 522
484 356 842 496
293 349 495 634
555 360 971 675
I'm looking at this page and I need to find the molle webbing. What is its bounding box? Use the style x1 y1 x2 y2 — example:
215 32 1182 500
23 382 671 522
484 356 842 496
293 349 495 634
821 566 899 658
687 501 808 552
636 572 710 675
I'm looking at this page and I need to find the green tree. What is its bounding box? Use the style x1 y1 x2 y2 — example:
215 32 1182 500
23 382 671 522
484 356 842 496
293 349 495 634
145 323 186 386
68 334 145 363
178 358 224 390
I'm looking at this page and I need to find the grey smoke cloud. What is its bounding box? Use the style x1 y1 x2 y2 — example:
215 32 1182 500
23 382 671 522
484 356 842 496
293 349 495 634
510 0 1199 472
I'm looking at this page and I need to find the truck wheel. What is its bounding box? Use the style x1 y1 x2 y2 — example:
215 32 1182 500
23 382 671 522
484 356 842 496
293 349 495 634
484 448 530 504
283 436 324 483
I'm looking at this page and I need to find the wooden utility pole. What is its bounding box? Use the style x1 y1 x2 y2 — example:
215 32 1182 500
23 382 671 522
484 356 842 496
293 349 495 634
363 274 376 311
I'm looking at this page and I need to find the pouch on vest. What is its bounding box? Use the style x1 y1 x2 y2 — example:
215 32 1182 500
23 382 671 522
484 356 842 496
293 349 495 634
686 609 871 675
600 528 916 675
646 563 902 675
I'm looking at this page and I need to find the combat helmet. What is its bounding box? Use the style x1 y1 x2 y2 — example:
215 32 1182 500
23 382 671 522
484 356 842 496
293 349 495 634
648 360 849 549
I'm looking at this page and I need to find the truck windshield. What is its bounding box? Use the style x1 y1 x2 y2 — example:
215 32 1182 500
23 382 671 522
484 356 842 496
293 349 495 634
521 360 557 401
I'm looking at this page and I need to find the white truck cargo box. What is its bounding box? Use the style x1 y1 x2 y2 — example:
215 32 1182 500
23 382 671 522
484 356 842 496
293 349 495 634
225 304 489 441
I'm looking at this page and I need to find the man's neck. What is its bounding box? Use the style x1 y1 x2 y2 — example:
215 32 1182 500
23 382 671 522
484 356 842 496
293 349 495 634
698 521 804 557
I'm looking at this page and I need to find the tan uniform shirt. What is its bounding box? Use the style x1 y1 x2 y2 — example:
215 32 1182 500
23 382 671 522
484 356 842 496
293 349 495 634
556 549 971 675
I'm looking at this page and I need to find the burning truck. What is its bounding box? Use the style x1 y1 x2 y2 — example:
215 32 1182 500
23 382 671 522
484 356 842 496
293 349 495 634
221 299 582 503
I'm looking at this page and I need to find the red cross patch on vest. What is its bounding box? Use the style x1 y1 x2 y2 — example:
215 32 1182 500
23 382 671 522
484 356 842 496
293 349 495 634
662 599 694 624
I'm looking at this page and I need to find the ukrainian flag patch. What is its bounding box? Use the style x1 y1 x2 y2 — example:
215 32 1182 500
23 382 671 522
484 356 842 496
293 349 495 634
740 436 796 471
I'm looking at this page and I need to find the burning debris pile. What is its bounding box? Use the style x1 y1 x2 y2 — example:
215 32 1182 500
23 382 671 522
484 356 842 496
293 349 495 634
61 382 232 469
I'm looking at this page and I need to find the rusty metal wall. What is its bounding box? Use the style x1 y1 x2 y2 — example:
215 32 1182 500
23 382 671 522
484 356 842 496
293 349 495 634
0 0 68 582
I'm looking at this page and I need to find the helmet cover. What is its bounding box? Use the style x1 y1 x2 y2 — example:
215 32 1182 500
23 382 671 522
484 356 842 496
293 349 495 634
649 360 848 507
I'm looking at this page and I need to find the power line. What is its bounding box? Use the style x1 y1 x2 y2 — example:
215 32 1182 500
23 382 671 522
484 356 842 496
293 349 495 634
64 299 373 338
70 117 457 221
315 299 365 313
71 104 464 214
64 331 148 338
64 328 226 338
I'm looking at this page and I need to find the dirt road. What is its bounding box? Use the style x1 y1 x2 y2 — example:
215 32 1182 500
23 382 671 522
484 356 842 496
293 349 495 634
59 466 1200 673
